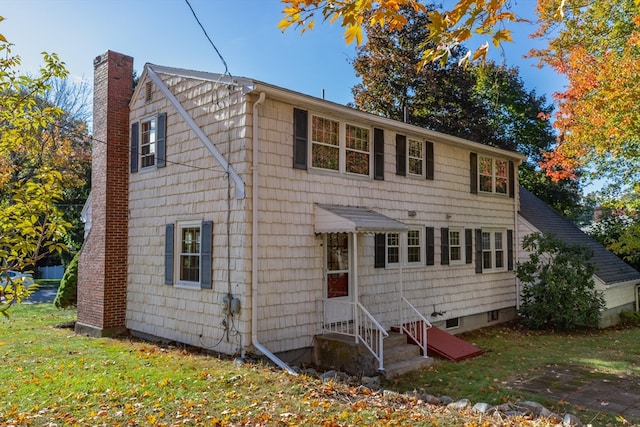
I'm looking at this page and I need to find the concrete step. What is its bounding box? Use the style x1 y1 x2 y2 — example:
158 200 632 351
384 343 422 365
384 331 408 349
383 355 433 380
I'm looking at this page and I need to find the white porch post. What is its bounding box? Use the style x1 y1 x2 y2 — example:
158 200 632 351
352 232 359 344
352 232 358 305
399 231 405 328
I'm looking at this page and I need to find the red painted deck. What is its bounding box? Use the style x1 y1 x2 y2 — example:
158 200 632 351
426 326 483 361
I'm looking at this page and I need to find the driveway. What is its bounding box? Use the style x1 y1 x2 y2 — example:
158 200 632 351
510 363 640 423
25 285 58 304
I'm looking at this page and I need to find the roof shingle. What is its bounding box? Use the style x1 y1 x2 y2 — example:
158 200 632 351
519 186 640 286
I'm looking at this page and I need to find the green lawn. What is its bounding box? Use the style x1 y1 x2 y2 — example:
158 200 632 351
2 304 638 426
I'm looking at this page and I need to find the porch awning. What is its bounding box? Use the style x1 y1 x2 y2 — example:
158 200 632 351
314 204 408 234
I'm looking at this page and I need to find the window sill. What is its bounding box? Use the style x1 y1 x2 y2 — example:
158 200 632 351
174 282 201 290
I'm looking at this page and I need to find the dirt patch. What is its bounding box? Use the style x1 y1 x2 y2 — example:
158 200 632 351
508 364 640 422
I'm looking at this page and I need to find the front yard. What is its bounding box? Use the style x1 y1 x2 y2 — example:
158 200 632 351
1 303 638 426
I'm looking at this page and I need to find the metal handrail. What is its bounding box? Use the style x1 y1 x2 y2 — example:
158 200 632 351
323 299 388 371
400 297 432 358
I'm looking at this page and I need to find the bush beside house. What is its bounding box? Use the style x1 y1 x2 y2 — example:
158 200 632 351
517 232 605 331
54 251 78 309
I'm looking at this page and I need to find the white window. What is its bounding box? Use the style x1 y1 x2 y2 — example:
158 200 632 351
311 114 371 177
385 229 422 266
387 233 400 266
407 229 421 263
311 115 339 171
178 222 201 285
481 230 506 272
449 229 463 263
479 155 508 195
345 124 370 176
408 138 423 176
140 117 157 168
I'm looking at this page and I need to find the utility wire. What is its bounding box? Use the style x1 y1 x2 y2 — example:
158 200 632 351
184 0 231 78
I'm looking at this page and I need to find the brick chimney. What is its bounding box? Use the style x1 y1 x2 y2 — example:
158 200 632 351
76 51 133 337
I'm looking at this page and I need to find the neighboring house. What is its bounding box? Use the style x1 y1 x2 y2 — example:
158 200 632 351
518 186 640 327
76 50 534 374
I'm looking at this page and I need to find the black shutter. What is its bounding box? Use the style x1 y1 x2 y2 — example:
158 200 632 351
507 229 514 271
374 128 385 180
156 112 167 168
440 228 449 265
374 233 386 268
293 108 308 170
396 134 406 176
508 160 515 198
475 229 483 273
426 140 434 180
165 223 174 285
426 227 435 266
130 122 139 173
470 152 478 194
200 221 213 289
465 228 473 264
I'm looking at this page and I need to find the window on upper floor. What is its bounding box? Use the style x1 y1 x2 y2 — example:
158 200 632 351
309 114 372 177
408 138 423 176
294 108 386 179
478 155 508 195
396 134 434 180
141 117 157 169
130 112 167 173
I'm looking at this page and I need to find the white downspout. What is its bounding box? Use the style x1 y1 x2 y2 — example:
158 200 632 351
251 92 297 375
514 160 522 310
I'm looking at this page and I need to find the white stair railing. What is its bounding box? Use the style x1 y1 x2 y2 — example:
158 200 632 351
323 299 388 371
399 297 432 358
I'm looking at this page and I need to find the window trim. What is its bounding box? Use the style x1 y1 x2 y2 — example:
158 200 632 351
140 116 157 170
383 229 423 268
407 137 424 177
386 232 400 267
480 229 507 273
448 228 464 265
478 155 509 195
175 220 202 288
406 228 422 265
309 113 373 177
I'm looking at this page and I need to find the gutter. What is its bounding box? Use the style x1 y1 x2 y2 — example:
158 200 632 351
251 92 297 375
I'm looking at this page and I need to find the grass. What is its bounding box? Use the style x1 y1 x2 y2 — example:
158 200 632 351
2 304 638 426
392 322 640 426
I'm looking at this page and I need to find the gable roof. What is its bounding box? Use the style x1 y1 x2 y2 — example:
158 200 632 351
519 186 640 286
139 64 526 163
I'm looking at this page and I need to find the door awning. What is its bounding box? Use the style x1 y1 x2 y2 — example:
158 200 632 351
314 204 408 234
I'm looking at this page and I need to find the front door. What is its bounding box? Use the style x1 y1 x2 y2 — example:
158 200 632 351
324 233 352 323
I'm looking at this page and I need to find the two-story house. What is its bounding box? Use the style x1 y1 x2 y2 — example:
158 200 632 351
76 50 533 376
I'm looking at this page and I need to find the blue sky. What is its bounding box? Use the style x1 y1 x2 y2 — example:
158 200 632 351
0 0 565 108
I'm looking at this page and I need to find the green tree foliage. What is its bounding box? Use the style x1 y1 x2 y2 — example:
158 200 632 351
586 195 640 271
350 5 582 215
0 32 70 315
517 233 605 331
54 250 78 309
